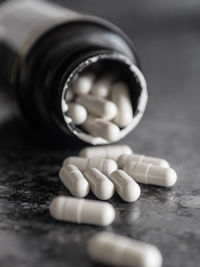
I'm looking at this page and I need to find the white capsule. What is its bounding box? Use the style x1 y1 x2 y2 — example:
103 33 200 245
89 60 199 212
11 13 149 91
82 115 120 142
77 95 117 120
67 103 87 125
59 165 90 198
110 82 133 127
73 73 95 95
88 232 163 267
84 168 114 200
63 157 118 176
91 75 113 98
110 170 140 202
118 154 170 169
79 145 133 160
66 87 74 102
50 197 115 226
124 161 177 187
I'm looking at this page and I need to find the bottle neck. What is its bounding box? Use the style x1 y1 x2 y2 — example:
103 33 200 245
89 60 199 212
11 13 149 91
49 48 147 144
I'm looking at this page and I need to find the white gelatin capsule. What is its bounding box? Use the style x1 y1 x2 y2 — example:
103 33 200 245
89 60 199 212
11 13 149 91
77 95 117 120
66 88 74 102
82 115 120 142
73 73 95 95
118 154 170 169
79 145 133 160
50 197 115 226
124 161 177 187
110 170 140 202
67 103 87 125
59 165 89 198
63 157 118 176
84 168 114 200
91 75 113 98
88 232 163 267
110 82 133 127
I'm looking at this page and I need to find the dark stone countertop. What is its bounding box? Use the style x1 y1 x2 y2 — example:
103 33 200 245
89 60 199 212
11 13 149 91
0 0 200 266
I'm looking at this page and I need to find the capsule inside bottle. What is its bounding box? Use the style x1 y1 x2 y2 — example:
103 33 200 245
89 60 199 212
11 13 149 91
62 54 148 145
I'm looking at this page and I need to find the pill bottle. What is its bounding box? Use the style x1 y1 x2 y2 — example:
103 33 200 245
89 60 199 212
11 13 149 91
0 0 148 145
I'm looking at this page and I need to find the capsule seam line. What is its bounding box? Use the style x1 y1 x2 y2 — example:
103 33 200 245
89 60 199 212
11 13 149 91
102 159 107 174
113 240 130 265
62 198 68 220
76 199 85 223
145 164 152 184
138 155 144 163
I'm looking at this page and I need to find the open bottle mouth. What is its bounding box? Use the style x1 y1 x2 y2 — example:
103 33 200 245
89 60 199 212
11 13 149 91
61 52 148 145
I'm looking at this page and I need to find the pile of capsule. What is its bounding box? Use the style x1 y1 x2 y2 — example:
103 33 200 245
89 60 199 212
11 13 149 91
66 71 133 142
49 145 177 267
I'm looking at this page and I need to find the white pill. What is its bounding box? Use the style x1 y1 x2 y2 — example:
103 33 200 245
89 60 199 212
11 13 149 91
73 73 95 95
66 87 74 102
118 154 170 168
79 145 133 160
82 115 120 142
91 75 113 98
124 161 177 187
77 95 117 120
67 103 87 125
63 157 118 176
110 82 133 127
88 232 163 267
84 168 114 200
110 170 141 202
49 197 115 226
59 165 90 198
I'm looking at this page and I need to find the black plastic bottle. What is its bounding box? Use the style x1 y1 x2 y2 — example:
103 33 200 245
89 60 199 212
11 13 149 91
0 0 148 145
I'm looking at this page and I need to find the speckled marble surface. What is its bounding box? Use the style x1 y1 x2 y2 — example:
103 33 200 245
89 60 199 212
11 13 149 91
0 0 200 266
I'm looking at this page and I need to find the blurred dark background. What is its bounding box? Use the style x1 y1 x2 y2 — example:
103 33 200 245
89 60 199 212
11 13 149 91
0 1 200 267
